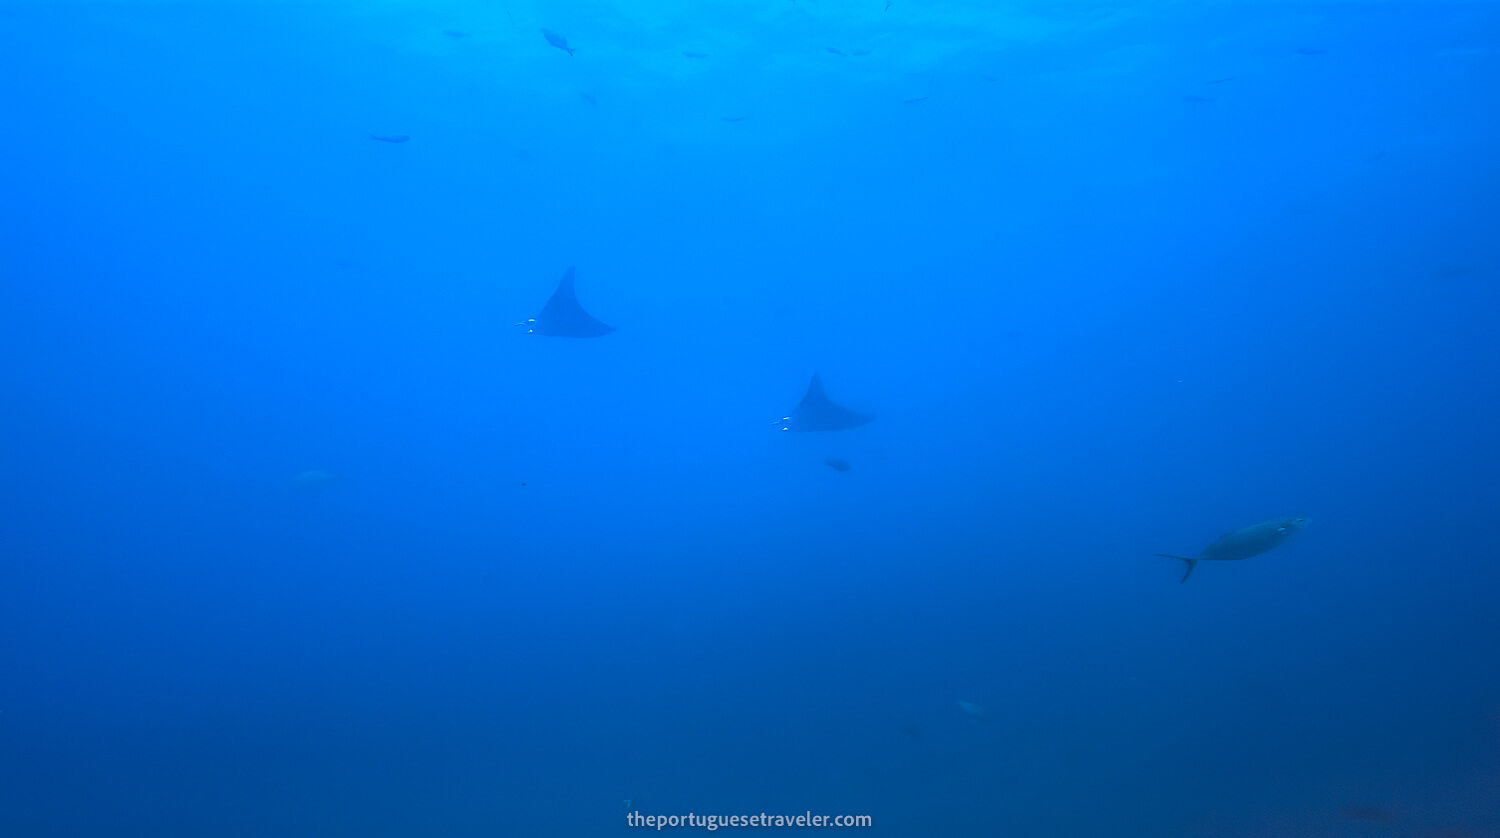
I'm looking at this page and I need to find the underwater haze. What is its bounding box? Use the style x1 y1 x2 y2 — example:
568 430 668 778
2 1 1498 836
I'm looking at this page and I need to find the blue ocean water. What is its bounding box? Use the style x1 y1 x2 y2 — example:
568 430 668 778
1 1 1497 836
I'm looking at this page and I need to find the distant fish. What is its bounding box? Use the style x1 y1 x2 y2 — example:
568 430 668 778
902 96 928 104
721 116 745 122
826 47 846 57
369 134 409 143
979 74 997 82
580 92 599 108
957 700 985 720
541 28 575 56
1182 94 1213 104
1295 46 1323 56
849 49 870 56
682 51 708 59
824 457 852 473
1155 516 1309 582
884 1 891 10
442 29 469 38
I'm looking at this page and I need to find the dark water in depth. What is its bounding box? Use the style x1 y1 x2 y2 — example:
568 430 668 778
1 2 1497 836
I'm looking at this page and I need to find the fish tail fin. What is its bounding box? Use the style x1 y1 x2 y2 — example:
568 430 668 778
567 48 576 56
1154 554 1199 583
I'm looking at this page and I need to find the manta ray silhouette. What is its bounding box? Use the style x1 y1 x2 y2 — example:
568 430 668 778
521 267 614 337
780 374 874 432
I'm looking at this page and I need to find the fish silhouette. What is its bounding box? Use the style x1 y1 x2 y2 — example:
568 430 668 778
541 28 575 56
369 134 409 143
1156 517 1310 582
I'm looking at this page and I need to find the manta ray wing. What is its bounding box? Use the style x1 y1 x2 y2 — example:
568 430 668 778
781 373 874 432
526 267 614 337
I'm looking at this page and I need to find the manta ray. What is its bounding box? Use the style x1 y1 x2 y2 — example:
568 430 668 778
779 374 873 432
520 267 614 337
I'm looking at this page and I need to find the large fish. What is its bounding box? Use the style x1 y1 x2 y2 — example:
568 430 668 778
1156 516 1309 582
541 28 576 56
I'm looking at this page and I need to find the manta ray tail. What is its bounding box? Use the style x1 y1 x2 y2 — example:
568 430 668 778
1154 554 1199 583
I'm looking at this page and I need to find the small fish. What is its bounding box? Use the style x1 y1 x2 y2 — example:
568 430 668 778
541 28 575 56
1295 46 1323 56
826 47 846 57
721 116 745 122
824 457 852 472
902 96 928 104
849 49 870 56
580 92 599 108
1156 516 1309 582
682 51 708 59
369 134 409 143
979 74 997 82
1183 94 1213 104
957 700 985 720
442 29 469 38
